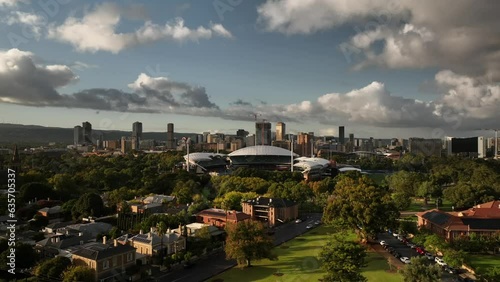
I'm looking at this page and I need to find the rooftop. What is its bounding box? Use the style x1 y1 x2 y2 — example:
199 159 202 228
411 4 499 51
73 242 136 261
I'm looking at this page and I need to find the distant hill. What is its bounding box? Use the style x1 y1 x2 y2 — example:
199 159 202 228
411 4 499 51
0 123 198 145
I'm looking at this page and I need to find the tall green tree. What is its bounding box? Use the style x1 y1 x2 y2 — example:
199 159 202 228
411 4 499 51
72 192 105 219
323 175 399 240
35 256 71 280
319 233 367 282
63 266 95 282
401 256 441 282
225 220 276 267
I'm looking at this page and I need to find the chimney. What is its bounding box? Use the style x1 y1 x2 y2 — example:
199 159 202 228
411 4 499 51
102 236 107 245
139 229 143 235
150 227 154 234
114 239 118 247
178 224 182 234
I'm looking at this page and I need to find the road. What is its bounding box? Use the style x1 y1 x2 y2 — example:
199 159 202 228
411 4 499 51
151 214 323 282
377 233 462 282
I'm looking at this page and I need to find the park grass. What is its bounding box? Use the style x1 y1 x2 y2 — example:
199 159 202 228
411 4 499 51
210 226 403 282
468 254 500 273
363 252 404 282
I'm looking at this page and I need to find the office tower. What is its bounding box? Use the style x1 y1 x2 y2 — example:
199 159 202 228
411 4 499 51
121 136 132 154
82 121 92 144
167 123 175 149
132 121 143 142
256 121 272 145
409 138 442 157
338 126 345 145
349 134 354 144
297 132 313 157
276 122 286 141
74 125 83 145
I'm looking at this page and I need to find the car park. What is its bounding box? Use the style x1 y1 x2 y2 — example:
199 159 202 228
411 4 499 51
400 257 411 264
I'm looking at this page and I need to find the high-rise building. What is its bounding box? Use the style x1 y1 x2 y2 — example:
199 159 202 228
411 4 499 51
276 122 286 141
82 121 92 144
132 121 142 142
297 132 313 157
74 125 83 145
167 123 175 149
338 126 345 145
256 121 272 145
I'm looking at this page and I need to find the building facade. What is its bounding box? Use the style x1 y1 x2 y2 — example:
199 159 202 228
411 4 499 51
196 208 250 228
408 138 442 157
166 123 175 149
242 197 298 227
255 121 272 146
416 201 500 242
276 122 286 141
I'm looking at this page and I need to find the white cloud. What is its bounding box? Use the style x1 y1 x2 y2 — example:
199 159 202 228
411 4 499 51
0 0 25 8
257 0 500 80
4 11 45 39
47 3 233 53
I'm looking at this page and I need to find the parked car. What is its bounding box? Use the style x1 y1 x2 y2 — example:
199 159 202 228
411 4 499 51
314 220 321 225
295 219 302 223
409 243 417 249
393 252 401 259
415 247 425 255
400 257 411 264
443 266 457 274
392 232 399 237
379 240 387 246
435 257 447 266
425 253 434 260
306 224 313 229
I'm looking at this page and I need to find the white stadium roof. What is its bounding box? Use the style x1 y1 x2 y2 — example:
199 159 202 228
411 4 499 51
295 157 330 167
228 145 299 157
184 152 226 162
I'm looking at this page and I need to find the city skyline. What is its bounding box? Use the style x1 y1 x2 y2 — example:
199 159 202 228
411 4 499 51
0 1 499 138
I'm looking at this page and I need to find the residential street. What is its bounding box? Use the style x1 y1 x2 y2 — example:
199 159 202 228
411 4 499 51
149 213 323 282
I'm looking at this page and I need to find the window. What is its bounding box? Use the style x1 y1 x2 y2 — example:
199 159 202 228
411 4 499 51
127 253 133 262
103 260 109 270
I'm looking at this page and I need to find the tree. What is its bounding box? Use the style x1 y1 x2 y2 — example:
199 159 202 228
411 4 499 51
19 182 55 203
392 192 412 211
423 234 448 254
443 249 468 268
0 242 37 270
323 176 399 241
225 220 276 267
318 233 367 282
156 221 167 265
35 256 71 280
72 192 105 219
63 266 95 282
401 256 441 282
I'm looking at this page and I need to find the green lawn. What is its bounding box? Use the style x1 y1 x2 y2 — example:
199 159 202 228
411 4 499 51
468 254 500 273
209 226 403 282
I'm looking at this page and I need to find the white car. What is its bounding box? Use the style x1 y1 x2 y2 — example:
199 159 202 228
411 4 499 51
379 240 387 246
295 219 302 223
306 224 313 229
392 232 399 237
435 257 447 266
400 257 411 264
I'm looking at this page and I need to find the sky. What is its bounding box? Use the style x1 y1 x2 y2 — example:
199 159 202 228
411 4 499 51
0 0 499 139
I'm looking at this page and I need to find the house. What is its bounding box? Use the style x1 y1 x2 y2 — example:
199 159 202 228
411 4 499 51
118 227 186 264
417 200 500 241
143 195 175 204
35 232 94 258
37 205 62 219
196 208 251 228
121 194 176 214
242 197 299 227
64 222 113 238
71 237 137 282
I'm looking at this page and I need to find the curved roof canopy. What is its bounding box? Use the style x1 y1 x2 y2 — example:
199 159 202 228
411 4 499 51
183 152 226 162
228 145 299 157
